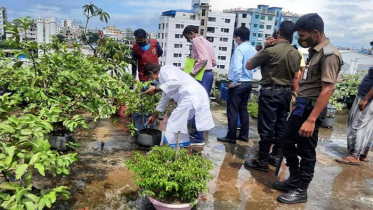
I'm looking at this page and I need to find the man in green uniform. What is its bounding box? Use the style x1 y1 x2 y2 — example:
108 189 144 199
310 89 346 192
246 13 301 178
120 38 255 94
244 21 301 172
274 13 343 204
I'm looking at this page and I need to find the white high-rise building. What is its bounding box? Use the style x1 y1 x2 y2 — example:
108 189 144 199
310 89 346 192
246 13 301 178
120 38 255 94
158 0 235 71
0 7 7 38
34 17 57 43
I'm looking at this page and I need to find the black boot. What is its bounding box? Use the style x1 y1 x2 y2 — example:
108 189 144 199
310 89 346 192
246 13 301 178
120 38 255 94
273 169 300 192
268 147 282 167
277 182 308 204
244 152 269 172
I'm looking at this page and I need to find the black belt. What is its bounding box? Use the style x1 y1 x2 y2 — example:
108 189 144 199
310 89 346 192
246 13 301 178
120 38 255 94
205 69 212 72
261 84 291 90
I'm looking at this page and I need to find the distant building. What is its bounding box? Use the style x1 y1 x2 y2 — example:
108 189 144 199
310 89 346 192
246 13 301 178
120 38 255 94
0 7 7 38
149 32 157 39
62 18 72 29
158 0 235 71
225 5 300 47
5 17 56 43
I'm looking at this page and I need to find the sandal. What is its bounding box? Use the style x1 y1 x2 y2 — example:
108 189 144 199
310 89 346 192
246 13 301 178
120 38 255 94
360 155 369 162
335 156 360 165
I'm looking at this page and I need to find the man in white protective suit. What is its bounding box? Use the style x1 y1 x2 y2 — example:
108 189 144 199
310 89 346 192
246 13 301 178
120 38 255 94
143 62 215 147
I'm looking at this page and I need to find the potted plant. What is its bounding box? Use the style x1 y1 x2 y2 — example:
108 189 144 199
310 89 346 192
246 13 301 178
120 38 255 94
120 81 162 146
126 146 213 209
321 94 343 128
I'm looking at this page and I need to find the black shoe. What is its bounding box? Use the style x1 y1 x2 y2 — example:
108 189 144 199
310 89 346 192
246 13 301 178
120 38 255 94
277 188 308 204
244 152 269 172
236 136 248 142
217 137 236 144
273 169 300 192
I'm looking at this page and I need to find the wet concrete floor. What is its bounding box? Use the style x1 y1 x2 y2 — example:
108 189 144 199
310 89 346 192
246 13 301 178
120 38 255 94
35 105 373 210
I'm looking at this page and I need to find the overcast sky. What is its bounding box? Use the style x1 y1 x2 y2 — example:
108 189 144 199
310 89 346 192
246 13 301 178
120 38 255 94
1 0 372 48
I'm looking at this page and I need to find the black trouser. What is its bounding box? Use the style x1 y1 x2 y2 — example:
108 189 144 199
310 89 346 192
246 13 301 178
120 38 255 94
226 81 252 139
258 87 292 154
281 98 326 187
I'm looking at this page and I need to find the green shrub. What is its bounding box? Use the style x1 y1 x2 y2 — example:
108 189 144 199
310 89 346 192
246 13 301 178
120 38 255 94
126 146 213 204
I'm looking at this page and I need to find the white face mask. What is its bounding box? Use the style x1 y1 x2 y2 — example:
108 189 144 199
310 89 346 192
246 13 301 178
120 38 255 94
190 38 194 44
234 41 239 48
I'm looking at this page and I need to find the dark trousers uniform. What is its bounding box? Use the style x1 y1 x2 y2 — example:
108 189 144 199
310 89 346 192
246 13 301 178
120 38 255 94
226 81 252 139
258 85 292 154
281 98 326 187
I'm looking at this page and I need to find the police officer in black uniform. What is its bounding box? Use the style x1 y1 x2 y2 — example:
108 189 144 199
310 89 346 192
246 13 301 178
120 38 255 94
244 21 301 172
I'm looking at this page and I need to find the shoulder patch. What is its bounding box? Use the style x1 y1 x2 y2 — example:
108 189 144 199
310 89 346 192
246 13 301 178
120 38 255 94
323 44 335 56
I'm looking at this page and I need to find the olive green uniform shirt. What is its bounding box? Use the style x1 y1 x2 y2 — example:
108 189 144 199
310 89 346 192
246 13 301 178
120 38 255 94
297 39 343 100
250 40 301 86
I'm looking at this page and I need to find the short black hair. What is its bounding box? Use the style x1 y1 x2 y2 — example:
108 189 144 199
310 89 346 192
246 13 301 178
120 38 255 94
234 27 250 42
279 21 294 41
294 13 324 34
182 25 198 35
144 62 161 76
134 29 147 39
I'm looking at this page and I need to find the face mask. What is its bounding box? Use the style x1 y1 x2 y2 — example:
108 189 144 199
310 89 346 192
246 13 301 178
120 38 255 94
234 41 238 48
189 38 194 44
136 41 147 47
298 33 316 48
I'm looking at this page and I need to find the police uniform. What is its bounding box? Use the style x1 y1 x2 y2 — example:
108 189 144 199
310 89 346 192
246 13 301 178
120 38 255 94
279 39 343 191
244 40 301 171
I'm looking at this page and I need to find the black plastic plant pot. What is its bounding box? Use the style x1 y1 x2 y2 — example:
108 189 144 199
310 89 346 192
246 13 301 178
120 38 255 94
48 131 77 151
137 128 162 147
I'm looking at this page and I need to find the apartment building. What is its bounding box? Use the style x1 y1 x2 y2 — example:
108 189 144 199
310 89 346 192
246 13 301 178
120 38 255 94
0 7 7 38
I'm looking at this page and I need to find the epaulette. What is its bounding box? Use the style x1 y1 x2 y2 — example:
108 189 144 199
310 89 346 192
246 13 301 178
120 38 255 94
323 43 334 56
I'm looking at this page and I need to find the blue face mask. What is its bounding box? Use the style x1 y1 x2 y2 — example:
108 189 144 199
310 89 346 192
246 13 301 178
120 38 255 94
140 43 150 51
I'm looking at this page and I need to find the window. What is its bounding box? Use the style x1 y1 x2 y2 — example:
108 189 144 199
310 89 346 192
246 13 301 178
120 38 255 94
265 34 270 38
207 27 215 33
261 16 265 20
253 33 257 37
165 33 167 38
259 25 264 29
162 33 164 39
174 44 183 48
225 19 231 23
268 16 273 21
242 14 247 18
275 20 278 26
219 47 227 51
220 37 228 42
202 9 206 16
208 17 216 22
158 33 160 38
206 36 214 42
159 24 161 29
173 53 182 58
175 34 180 38
200 29 204 35
217 65 225 69
266 25 272 30
254 24 258 28
218 56 226 60
162 23 165 29
241 23 246 27
173 63 181 67
255 15 259 19
201 19 205 26
251 42 255 46
176 24 184 29
221 28 229 33
258 33 263 38
166 23 168 28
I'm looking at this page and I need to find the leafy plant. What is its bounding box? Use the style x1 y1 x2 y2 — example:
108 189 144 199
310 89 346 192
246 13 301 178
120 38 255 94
126 146 213 204
248 95 258 118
